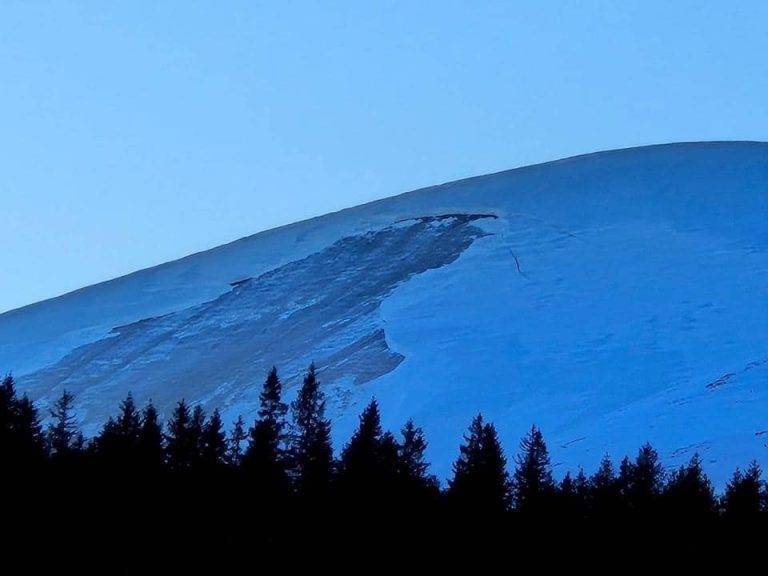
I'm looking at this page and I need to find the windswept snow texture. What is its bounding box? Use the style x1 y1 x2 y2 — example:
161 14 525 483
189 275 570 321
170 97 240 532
2 142 767 487
20 214 492 432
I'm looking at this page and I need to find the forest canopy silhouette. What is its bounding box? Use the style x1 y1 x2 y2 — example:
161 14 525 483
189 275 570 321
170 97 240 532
2 364 766 568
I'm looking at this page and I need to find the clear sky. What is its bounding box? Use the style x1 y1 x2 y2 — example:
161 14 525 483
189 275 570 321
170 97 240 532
1 1 767 313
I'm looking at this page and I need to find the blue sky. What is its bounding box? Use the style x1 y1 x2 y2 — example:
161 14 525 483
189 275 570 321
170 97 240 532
1 1 767 312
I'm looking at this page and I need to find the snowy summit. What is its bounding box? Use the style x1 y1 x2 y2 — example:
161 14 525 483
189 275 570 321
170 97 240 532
1 141 767 486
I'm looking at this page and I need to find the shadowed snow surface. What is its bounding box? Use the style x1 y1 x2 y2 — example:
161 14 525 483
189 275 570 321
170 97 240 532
1 142 767 486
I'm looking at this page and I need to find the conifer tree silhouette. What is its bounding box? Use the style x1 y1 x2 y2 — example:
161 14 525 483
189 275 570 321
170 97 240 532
721 461 764 522
616 455 634 507
226 415 247 467
338 399 399 507
13 395 46 466
47 390 80 459
572 468 590 519
259 366 288 426
117 393 141 436
0 374 16 452
0 375 45 470
137 401 164 472
190 405 206 466
512 425 554 516
624 443 664 516
448 414 510 514
201 408 227 469
590 454 621 518
340 400 382 475
663 453 716 520
290 363 334 501
166 400 196 472
0 374 46 466
95 393 142 468
397 419 439 502
559 471 587 520
244 367 290 489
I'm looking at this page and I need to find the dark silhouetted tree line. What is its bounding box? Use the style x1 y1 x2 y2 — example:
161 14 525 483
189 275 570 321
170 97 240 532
2 367 767 570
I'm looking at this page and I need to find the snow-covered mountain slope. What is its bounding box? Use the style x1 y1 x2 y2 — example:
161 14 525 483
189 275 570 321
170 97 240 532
2 142 767 485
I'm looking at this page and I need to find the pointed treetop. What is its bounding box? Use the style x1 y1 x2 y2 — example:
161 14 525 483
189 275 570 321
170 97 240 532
258 366 287 423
